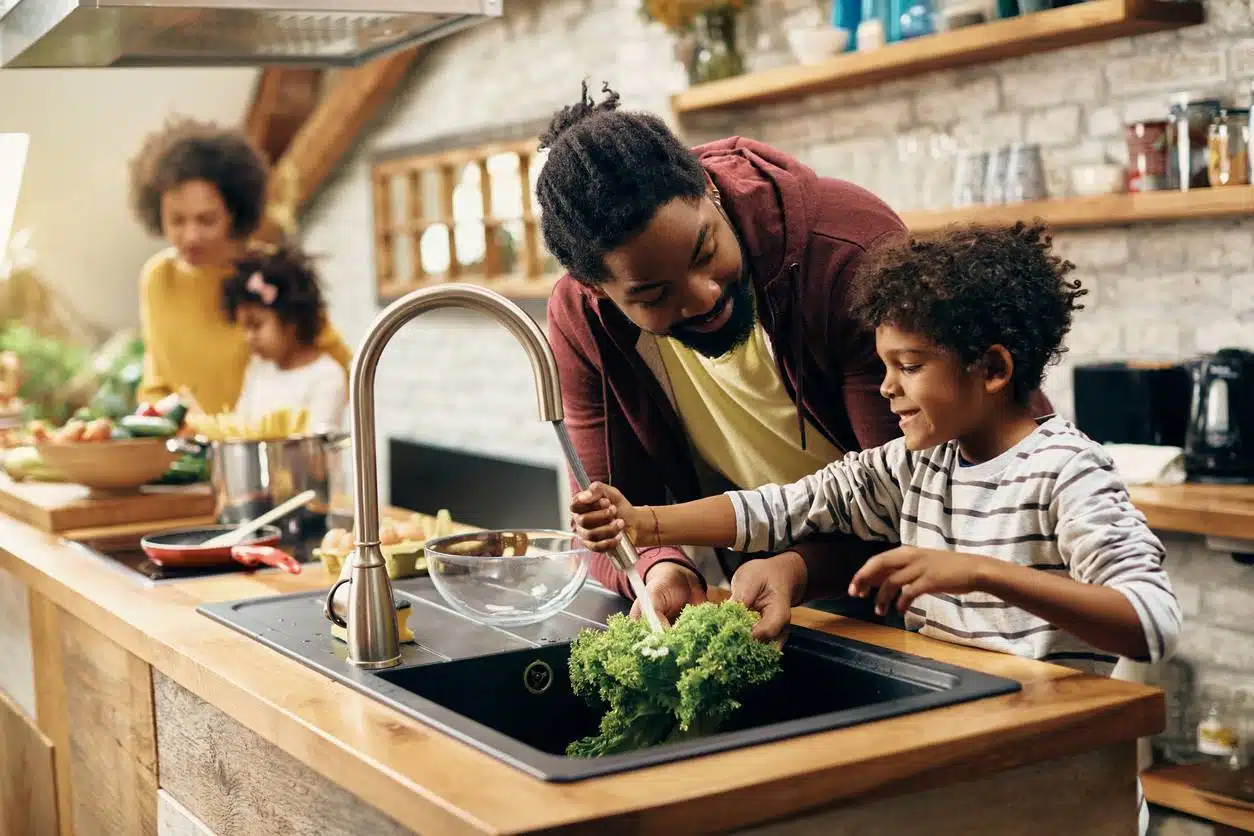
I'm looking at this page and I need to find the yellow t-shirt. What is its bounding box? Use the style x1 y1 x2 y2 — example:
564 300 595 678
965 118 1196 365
137 248 353 413
654 322 843 491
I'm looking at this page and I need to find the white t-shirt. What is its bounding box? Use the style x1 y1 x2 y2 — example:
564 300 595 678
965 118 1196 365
234 353 347 433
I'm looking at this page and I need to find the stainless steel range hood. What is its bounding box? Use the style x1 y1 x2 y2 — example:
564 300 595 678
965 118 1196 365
0 0 501 68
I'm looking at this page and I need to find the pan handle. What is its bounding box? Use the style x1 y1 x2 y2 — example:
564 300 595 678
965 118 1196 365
230 545 302 574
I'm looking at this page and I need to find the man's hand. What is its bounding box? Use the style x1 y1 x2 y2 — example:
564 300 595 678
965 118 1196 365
570 482 651 552
848 546 994 616
730 552 808 642
635 561 706 624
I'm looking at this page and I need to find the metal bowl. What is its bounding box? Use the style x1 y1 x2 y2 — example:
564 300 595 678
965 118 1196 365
423 529 591 627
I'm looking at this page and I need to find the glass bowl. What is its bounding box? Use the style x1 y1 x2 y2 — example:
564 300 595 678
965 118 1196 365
422 529 591 627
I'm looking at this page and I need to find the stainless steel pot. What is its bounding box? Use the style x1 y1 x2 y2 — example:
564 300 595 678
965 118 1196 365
169 433 347 537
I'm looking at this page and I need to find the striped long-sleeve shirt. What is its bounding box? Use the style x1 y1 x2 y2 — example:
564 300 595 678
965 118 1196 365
727 416 1181 675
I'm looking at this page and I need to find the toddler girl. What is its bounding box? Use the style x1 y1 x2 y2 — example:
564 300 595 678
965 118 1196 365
220 246 347 432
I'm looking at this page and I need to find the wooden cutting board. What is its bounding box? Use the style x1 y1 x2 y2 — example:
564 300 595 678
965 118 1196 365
0 475 215 533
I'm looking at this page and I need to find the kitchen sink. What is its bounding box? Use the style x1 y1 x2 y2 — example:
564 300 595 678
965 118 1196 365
199 579 1021 781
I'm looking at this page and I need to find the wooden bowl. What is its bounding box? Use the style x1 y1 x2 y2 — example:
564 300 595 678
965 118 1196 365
35 438 178 492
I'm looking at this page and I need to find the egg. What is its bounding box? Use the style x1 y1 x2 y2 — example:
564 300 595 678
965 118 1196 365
322 528 348 552
396 521 424 542
337 531 356 552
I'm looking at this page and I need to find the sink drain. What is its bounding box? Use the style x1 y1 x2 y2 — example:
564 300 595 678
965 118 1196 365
522 659 553 694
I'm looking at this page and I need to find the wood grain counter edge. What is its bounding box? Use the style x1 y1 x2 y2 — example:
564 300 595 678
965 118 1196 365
0 513 1165 836
1129 484 1254 542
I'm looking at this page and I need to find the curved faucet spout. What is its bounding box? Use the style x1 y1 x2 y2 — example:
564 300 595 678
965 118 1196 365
351 285 564 549
326 283 565 669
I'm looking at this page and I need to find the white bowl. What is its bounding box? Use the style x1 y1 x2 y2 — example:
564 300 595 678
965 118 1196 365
1071 163 1126 197
786 27 849 66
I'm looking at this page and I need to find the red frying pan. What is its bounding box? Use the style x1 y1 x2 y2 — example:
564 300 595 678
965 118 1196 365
140 524 301 573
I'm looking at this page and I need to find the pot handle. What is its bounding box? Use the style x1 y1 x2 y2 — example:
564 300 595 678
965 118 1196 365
230 545 302 575
167 436 207 456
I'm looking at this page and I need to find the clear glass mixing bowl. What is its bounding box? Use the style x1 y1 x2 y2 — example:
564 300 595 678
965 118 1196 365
423 529 591 627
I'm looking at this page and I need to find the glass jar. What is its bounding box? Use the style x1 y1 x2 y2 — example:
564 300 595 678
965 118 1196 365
857 0 887 51
1125 120 1169 192
1167 95 1223 190
1207 108 1250 187
1198 699 1242 767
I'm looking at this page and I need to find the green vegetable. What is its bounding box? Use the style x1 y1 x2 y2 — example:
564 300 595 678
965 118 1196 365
119 414 178 438
0 324 90 424
1 446 62 482
149 452 208 485
566 601 782 758
162 401 189 426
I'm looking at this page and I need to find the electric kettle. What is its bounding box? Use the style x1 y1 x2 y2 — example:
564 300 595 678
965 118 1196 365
1184 348 1254 484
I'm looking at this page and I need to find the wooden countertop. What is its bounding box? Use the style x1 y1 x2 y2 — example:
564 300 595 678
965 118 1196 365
0 513 1164 836
1129 484 1254 541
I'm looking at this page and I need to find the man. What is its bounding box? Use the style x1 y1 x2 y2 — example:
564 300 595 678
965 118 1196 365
537 82 1044 636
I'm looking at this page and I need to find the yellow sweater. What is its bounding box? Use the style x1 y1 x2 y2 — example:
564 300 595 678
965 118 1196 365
136 248 353 413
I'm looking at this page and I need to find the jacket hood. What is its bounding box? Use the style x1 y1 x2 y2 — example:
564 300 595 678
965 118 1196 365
693 136 818 288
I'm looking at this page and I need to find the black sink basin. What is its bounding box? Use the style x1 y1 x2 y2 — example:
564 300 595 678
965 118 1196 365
199 579 1021 782
374 626 1018 780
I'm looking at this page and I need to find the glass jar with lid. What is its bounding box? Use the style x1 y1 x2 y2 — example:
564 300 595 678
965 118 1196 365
1207 108 1250 187
1167 94 1223 190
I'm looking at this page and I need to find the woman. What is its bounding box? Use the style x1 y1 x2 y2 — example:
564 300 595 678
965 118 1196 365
128 117 352 414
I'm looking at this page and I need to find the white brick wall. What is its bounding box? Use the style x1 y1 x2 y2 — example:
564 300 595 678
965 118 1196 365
302 0 1254 774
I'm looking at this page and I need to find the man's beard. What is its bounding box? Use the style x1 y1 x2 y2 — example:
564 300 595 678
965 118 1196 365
662 276 757 359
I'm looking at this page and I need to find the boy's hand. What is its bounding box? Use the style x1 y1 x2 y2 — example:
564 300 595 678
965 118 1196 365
570 482 649 552
848 546 995 616
730 552 808 643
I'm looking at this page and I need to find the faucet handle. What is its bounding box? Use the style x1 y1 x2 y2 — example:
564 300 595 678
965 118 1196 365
324 578 351 627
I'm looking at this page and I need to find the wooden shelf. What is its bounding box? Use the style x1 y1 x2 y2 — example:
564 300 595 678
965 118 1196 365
671 0 1203 114
900 186 1254 233
1129 484 1254 542
1143 764 1254 832
377 274 562 302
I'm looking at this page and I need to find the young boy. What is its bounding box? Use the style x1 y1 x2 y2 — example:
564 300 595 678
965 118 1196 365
572 223 1177 833
571 222 1181 676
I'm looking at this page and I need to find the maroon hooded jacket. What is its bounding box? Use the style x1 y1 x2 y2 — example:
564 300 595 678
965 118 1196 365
546 136 1046 597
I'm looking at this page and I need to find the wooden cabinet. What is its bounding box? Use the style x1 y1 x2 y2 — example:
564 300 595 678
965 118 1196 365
0 688 58 836
58 609 158 836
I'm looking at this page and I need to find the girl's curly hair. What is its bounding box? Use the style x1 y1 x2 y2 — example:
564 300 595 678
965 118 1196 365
129 116 269 240
221 246 326 347
851 222 1087 403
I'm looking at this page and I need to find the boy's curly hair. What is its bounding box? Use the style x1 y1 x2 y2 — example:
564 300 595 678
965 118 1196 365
850 222 1087 403
129 116 269 240
221 246 326 347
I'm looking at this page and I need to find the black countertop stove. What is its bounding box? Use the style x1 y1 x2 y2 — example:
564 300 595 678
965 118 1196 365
71 529 325 586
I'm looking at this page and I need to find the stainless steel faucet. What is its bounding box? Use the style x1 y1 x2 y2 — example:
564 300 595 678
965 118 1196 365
323 283 658 670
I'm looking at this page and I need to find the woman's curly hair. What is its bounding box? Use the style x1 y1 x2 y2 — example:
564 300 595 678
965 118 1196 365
850 222 1087 403
129 116 269 240
221 246 326 347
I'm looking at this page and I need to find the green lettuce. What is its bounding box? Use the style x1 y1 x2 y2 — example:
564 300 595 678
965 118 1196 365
566 601 783 758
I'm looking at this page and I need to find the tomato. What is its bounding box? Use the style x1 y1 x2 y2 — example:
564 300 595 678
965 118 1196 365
134 402 160 418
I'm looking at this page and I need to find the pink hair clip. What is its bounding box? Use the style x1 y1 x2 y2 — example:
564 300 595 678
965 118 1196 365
245 271 278 305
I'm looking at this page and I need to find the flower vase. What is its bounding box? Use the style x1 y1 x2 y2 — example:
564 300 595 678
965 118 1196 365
686 7 745 85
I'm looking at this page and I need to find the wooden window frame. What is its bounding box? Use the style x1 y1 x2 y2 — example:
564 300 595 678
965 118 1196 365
371 138 560 303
